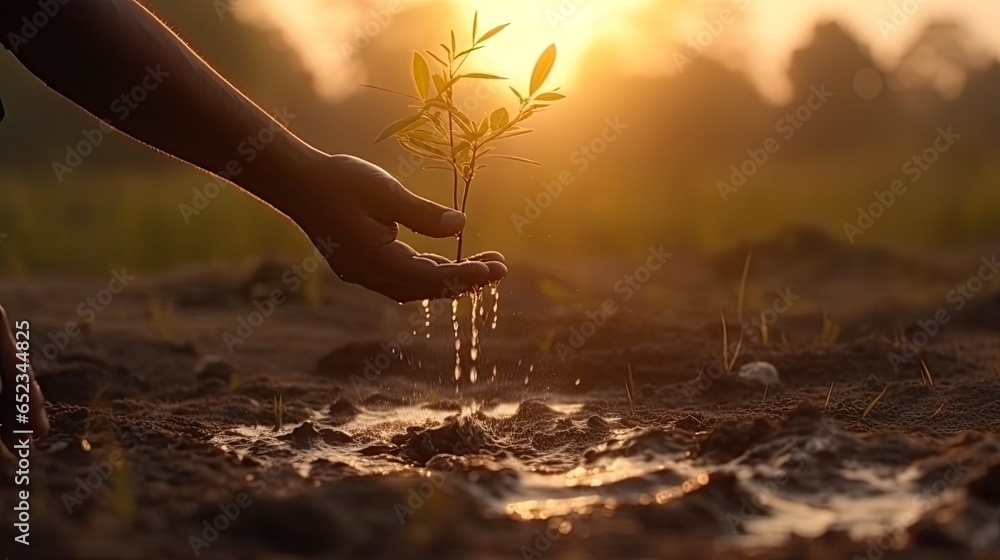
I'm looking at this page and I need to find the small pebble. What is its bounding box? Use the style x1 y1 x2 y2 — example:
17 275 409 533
737 361 781 386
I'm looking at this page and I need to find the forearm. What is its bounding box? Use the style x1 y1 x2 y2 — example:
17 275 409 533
0 0 323 210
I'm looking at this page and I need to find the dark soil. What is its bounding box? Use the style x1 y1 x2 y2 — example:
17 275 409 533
2 234 1000 559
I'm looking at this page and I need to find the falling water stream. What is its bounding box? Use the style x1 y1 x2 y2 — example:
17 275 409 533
444 282 501 384
408 283 505 385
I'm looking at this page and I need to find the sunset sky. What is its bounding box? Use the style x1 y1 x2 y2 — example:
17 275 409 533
236 0 999 103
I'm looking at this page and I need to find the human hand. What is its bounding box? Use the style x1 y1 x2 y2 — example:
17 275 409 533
282 154 507 303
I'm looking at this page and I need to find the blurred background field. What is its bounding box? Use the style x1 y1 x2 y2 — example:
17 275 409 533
2 0 1000 273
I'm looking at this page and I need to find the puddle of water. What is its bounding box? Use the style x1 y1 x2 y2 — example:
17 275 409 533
737 464 954 547
499 456 709 520
211 402 958 550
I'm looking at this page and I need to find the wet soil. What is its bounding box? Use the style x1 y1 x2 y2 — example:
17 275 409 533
2 229 1000 559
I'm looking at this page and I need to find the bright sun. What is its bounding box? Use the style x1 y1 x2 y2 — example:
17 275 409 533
448 0 659 88
235 0 695 100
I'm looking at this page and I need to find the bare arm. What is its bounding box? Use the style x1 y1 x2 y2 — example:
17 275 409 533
0 0 506 302
1 0 316 209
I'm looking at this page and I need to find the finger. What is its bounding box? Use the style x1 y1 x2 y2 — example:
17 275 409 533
388 186 467 238
393 261 492 301
464 251 506 264
421 251 505 266
419 251 507 282
464 251 508 282
420 253 452 265
349 243 494 302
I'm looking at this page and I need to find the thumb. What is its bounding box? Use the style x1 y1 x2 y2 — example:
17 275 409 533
391 188 467 238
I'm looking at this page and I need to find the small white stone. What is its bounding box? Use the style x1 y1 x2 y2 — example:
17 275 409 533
737 361 780 386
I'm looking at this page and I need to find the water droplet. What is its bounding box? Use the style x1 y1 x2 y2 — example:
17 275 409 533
452 298 461 381
422 299 432 340
575 378 581 386
490 283 501 330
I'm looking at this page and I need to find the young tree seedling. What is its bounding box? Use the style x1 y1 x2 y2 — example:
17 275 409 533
368 12 564 260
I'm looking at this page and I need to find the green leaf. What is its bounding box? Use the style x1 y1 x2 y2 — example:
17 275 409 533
490 107 509 130
451 30 456 55
487 154 541 165
455 45 485 58
426 50 448 67
425 98 452 111
427 74 461 100
453 139 472 158
440 43 451 59
432 75 447 96
473 11 478 42
509 86 525 103
425 101 475 136
408 137 450 158
476 23 510 44
408 128 449 145
452 111 477 137
412 52 430 99
535 92 566 102
400 138 450 161
362 84 421 101
462 73 507 80
494 128 533 140
375 113 424 143
530 44 557 96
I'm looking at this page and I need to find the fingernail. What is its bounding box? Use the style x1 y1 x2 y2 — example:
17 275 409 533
440 211 466 232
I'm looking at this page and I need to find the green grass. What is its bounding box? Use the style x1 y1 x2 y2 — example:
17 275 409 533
3 149 1000 274
0 169 309 273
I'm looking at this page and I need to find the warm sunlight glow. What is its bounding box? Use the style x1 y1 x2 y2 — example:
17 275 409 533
235 0 369 99
235 0 681 99
444 0 658 90
235 0 1000 103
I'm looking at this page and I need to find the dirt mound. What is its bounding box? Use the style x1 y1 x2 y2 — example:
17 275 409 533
954 291 1000 330
711 224 951 284
392 414 498 464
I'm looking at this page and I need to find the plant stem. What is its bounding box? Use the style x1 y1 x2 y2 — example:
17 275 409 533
446 60 459 211
455 143 479 261
456 177 473 261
